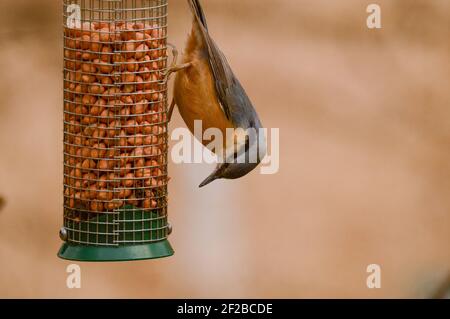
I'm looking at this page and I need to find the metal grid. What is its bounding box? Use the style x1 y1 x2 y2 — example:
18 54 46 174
63 0 169 246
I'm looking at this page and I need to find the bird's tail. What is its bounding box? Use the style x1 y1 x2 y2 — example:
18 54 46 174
187 0 208 30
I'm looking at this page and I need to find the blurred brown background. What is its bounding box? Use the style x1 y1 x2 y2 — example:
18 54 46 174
0 0 449 298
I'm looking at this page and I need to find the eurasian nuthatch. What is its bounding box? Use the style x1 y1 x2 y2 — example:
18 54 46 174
168 0 266 187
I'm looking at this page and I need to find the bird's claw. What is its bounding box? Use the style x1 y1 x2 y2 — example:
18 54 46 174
161 43 192 84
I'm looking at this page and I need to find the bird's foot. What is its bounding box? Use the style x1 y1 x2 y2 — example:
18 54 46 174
160 43 192 83
161 62 192 81
167 42 179 69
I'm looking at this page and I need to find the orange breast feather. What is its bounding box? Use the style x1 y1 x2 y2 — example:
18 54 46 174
174 51 233 148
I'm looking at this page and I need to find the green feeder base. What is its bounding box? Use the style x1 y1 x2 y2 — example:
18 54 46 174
58 240 174 262
58 205 173 262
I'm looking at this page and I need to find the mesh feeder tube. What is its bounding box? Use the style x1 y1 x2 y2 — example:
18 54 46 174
58 0 173 261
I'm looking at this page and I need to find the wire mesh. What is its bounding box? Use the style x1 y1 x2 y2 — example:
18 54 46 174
63 0 169 246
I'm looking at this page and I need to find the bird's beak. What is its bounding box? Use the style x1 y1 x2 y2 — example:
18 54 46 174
199 173 219 188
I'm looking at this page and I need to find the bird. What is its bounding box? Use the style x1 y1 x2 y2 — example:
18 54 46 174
167 0 266 187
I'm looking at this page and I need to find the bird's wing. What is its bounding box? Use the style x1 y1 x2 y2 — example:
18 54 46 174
204 38 235 121
188 0 234 121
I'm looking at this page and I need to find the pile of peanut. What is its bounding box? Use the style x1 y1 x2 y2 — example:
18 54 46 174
63 22 168 214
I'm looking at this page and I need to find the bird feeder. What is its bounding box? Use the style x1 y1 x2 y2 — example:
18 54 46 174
58 0 173 261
